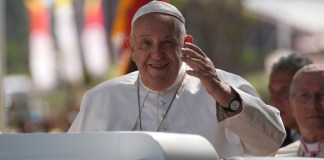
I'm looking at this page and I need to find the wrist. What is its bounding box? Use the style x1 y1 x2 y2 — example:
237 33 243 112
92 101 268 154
222 91 241 112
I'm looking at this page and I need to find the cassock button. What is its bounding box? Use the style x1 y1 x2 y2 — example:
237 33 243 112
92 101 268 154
160 100 166 106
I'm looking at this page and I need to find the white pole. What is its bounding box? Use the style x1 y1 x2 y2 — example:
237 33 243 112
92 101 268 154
0 0 6 132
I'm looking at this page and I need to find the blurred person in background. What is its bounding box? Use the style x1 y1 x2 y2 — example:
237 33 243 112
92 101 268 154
276 63 324 158
43 113 70 133
69 1 286 158
17 109 44 133
268 53 313 147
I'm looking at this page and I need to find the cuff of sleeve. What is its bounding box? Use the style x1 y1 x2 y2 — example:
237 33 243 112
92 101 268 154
216 87 243 122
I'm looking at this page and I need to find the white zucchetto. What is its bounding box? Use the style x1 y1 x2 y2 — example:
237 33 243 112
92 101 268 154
131 0 185 25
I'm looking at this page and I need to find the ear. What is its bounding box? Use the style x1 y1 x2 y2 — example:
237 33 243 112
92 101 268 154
184 35 193 43
126 36 135 61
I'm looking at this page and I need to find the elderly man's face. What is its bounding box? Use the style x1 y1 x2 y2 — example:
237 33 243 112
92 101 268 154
269 69 298 129
130 13 184 91
290 72 324 142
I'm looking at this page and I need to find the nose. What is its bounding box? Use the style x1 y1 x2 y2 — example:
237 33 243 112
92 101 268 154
151 45 165 59
311 94 324 109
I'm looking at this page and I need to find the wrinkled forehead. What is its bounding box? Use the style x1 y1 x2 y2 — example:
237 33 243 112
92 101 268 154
297 71 324 82
131 13 180 41
294 70 324 88
291 64 324 90
293 64 324 79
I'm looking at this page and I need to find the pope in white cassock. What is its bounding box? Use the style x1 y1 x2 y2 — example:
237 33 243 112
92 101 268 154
69 1 286 158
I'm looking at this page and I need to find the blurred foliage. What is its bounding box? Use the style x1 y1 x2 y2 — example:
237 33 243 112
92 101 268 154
240 46 262 68
181 0 277 76
5 0 29 74
244 71 270 104
6 38 29 73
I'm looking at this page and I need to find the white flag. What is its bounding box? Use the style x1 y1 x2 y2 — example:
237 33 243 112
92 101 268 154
81 0 110 78
54 0 84 84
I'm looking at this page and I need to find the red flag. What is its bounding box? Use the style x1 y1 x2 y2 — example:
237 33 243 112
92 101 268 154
111 0 154 75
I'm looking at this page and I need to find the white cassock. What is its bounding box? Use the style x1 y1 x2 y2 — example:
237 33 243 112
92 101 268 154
69 64 285 158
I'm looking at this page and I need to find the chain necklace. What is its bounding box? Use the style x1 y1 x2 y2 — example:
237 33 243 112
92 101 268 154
136 75 184 131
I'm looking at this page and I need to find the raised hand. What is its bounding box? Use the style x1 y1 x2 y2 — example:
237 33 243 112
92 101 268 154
181 42 235 107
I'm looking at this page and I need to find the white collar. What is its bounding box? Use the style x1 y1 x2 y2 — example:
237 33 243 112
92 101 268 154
300 138 324 152
298 138 324 157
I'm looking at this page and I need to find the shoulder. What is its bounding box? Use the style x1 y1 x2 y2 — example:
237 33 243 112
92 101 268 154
216 69 260 97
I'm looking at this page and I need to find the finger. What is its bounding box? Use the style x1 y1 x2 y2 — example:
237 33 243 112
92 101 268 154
181 50 215 72
181 47 206 63
184 42 207 58
182 56 212 73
